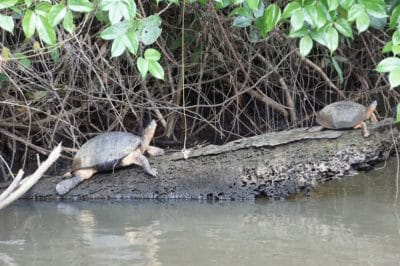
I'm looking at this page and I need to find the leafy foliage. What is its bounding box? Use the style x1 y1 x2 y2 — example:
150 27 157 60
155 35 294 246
1 0 400 86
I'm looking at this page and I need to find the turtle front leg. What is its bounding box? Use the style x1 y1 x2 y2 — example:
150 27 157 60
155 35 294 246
146 145 165 156
354 121 370 138
135 154 157 176
370 113 378 123
122 150 157 176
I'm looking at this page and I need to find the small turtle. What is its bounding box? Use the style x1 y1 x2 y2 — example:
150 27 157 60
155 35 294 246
56 120 164 195
310 100 378 137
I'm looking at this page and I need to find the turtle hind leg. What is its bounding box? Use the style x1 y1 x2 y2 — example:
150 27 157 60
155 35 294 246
55 168 96 195
146 145 164 156
140 120 157 153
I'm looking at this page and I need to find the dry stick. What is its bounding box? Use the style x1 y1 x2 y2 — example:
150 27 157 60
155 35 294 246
246 89 289 118
0 128 49 155
0 143 62 210
142 82 167 127
275 30 346 99
211 6 244 106
211 8 292 118
0 170 24 202
255 54 297 122
279 77 297 122
165 64 185 138
301 56 347 99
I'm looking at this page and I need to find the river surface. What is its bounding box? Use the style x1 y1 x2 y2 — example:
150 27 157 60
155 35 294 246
1 160 400 266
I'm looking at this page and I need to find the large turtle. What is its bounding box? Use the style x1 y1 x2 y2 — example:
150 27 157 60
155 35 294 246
56 120 164 195
310 100 378 137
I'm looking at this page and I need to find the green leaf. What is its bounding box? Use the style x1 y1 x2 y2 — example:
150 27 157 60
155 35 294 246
50 46 60 62
63 10 74 33
137 57 148 78
396 103 400 122
356 11 370 33
310 28 327 46
35 15 56 45
389 69 400 88
121 0 136 20
256 3 281 37
282 1 301 19
390 4 400 29
368 15 386 30
233 16 252 27
340 0 355 10
0 0 17 9
326 27 339 54
252 1 264 18
361 0 387 18
376 57 400 72
348 4 364 21
141 16 162 45
111 36 126 57
67 0 94 12
124 31 138 55
299 35 313 57
148 60 164 80
288 27 307 38
100 21 129 40
100 0 115 10
0 14 14 33
334 17 353 38
22 10 36 38
393 44 400 55
291 8 304 31
382 41 393 53
24 0 32 8
394 31 400 45
144 48 161 61
246 0 259 11
15 53 31 68
34 2 52 16
108 1 125 24
331 57 344 83
304 4 326 29
48 4 67 26
327 0 339 11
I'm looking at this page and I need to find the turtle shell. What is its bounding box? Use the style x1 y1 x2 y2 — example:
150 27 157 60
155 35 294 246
316 101 366 129
71 131 141 172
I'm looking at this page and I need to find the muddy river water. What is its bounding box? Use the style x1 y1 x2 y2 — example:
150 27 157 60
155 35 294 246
1 159 400 265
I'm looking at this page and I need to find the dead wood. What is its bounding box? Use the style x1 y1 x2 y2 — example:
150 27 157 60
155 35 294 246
6 119 395 201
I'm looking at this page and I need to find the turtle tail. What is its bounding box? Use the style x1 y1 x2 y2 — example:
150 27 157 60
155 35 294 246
56 176 84 195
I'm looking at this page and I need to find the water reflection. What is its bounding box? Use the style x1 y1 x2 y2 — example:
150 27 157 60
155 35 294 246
1 160 400 265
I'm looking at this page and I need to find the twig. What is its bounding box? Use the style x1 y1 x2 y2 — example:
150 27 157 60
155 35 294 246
301 56 347 99
0 143 62 210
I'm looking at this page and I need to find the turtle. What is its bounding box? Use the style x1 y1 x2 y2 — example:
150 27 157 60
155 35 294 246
310 100 378 137
55 120 164 195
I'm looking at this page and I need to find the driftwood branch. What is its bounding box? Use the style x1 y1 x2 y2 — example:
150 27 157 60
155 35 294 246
8 119 396 201
0 143 62 210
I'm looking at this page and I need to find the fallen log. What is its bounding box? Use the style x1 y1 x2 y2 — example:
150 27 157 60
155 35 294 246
5 119 398 200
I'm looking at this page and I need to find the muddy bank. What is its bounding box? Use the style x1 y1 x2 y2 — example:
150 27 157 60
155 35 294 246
2 119 396 200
